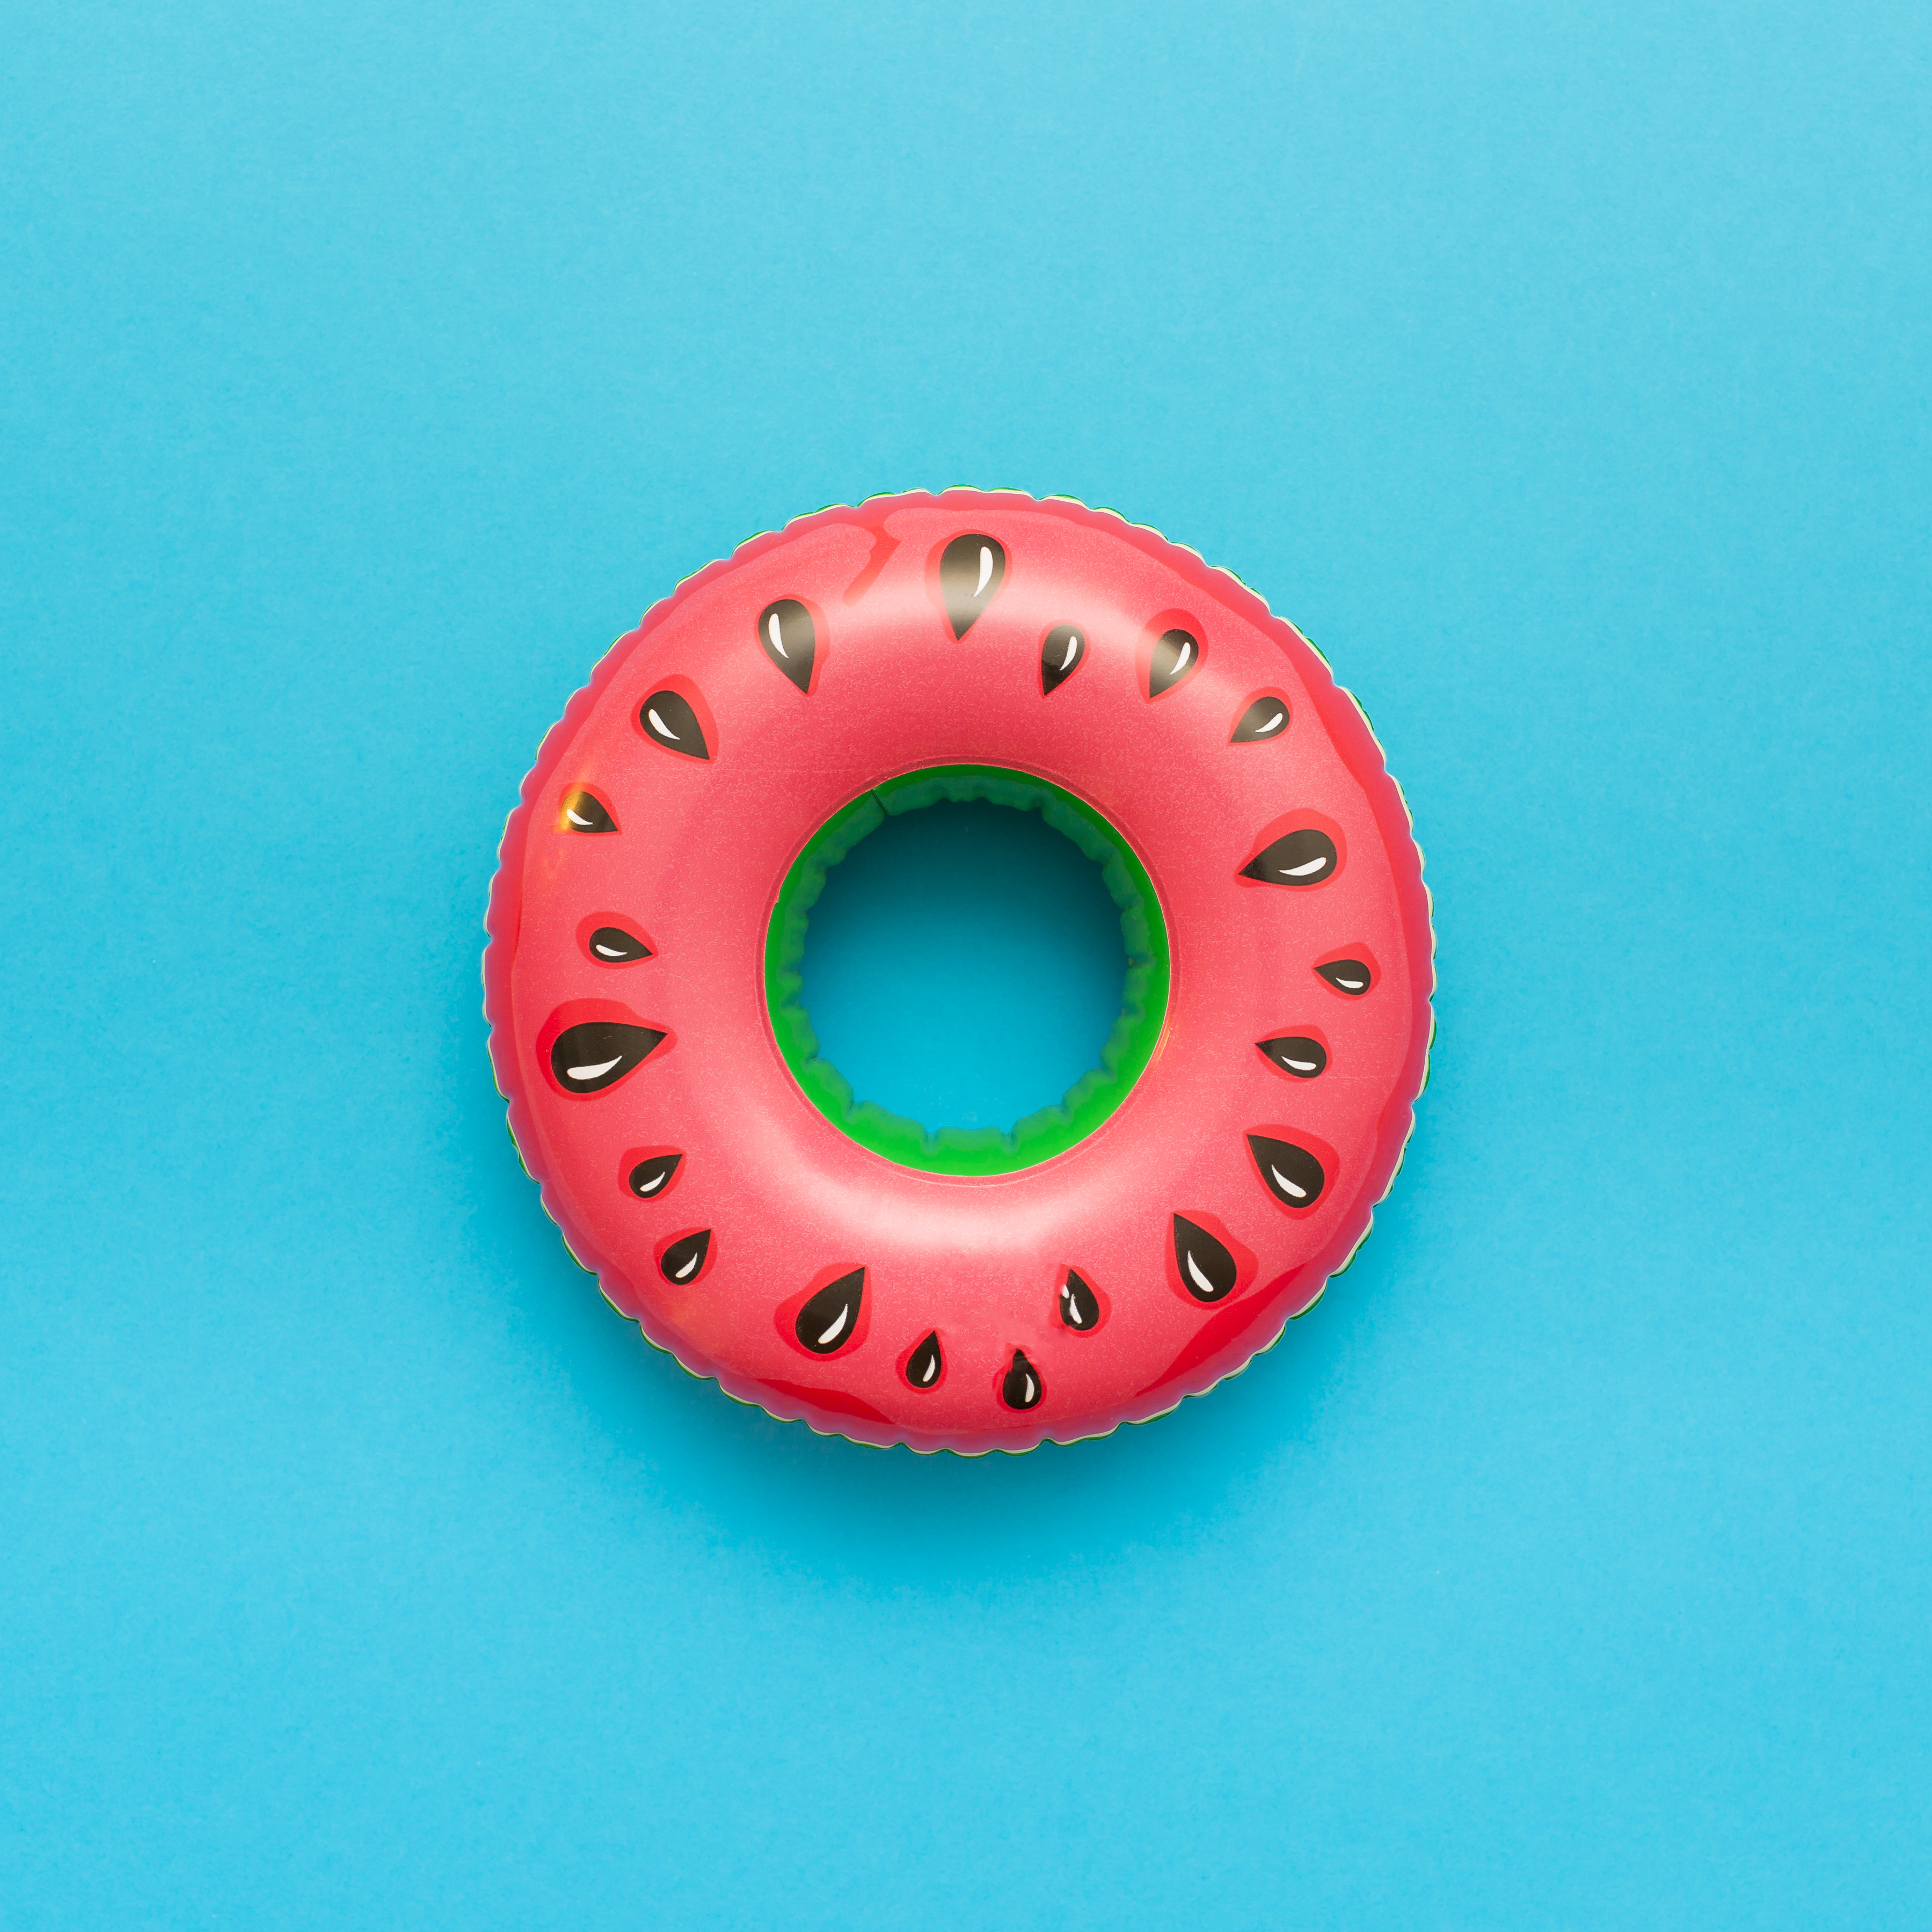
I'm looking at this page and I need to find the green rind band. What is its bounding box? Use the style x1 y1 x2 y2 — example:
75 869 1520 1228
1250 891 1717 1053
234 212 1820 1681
764 764 1171 1176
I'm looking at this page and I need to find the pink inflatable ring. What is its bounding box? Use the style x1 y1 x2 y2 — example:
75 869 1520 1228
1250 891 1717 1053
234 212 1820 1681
485 491 1433 1453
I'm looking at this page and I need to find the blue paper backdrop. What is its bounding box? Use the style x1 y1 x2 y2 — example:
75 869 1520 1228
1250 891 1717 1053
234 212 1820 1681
4 2 1928 1926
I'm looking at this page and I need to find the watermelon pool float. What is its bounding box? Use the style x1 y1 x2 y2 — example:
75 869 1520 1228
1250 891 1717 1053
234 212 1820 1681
484 491 1433 1454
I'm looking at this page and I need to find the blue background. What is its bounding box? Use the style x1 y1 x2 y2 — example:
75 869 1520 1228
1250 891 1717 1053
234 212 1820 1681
3 2 1928 1926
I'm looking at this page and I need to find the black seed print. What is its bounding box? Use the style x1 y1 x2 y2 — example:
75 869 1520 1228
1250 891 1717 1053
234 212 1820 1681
1040 623 1087 695
1173 1214 1238 1304
658 1228 711 1284
639 689 709 759
1258 1036 1328 1080
587 925 651 963
1058 1270 1101 1331
1148 628 1201 698
1241 828 1338 886
758 599 816 694
559 789 616 833
939 534 1007 637
1247 1134 1328 1211
905 1331 944 1390
1001 1349 1044 1411
796 1267 865 1354
1231 696 1290 743
626 1151 683 1198
548 1020 666 1094
1315 958 1373 996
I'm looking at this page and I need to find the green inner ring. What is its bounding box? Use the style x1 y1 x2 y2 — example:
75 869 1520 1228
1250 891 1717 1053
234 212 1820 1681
764 764 1172 1176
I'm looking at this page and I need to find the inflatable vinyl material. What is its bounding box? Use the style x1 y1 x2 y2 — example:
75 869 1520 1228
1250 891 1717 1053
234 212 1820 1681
485 491 1434 1454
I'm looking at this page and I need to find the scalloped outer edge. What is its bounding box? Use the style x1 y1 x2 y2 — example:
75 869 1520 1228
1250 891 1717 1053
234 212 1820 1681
482 488 1438 1458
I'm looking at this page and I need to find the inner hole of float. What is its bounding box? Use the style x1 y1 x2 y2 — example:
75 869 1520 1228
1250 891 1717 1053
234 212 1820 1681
798 800 1128 1135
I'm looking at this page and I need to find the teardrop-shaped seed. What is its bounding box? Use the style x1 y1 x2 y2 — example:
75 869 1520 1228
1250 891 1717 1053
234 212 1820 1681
1173 1214 1238 1303
939 533 1007 637
1001 1348 1044 1411
1258 1035 1328 1080
1232 696 1290 742
1058 1270 1101 1331
659 1228 711 1284
559 789 616 833
1040 623 1087 695
548 1020 666 1094
1247 1134 1328 1210
905 1331 943 1390
758 599 816 694
1148 628 1201 697
587 925 651 963
639 689 710 760
626 1151 683 1198
1240 828 1338 886
1316 958 1373 996
796 1267 865 1354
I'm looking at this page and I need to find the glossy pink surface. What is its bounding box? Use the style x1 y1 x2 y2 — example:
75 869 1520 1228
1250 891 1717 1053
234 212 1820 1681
485 491 1434 1453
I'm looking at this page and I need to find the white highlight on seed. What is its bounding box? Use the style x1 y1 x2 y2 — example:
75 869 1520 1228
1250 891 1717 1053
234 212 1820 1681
816 1303 850 1347
1060 633 1080 669
1253 709 1285 734
635 1170 666 1193
1185 1251 1216 1296
674 1250 700 1280
567 1055 622 1082
974 545 994 597
917 1352 937 1384
566 806 593 827
1335 974 1366 991
1286 1055 1317 1073
1270 1164 1308 1200
647 707 678 740
594 942 627 958
767 610 787 657
1281 855 1328 877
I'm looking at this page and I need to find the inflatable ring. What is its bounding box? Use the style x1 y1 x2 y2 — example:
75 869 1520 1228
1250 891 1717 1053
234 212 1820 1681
485 491 1433 1453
